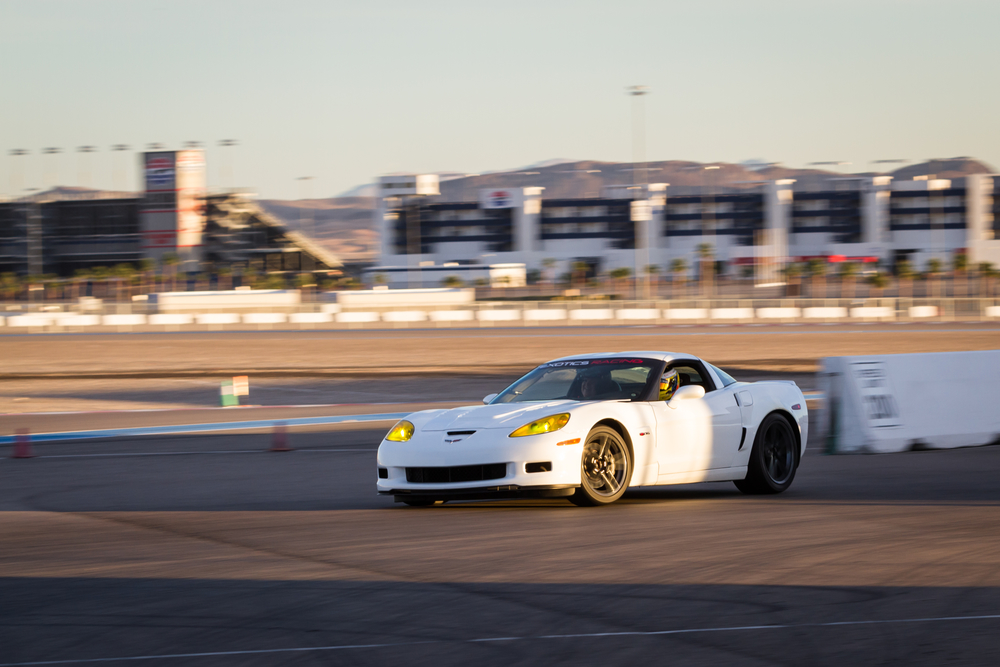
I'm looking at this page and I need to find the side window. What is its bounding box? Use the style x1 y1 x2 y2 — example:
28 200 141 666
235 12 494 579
666 361 717 393
709 363 737 387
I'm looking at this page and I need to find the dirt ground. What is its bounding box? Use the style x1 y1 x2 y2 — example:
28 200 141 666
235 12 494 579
1 323 996 413
1 324 998 378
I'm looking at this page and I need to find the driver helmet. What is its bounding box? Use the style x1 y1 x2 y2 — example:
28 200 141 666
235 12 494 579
659 369 679 401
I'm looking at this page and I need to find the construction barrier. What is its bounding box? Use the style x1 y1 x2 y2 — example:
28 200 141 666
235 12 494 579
817 350 1000 454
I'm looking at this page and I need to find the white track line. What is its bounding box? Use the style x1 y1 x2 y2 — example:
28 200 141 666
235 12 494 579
3 613 998 665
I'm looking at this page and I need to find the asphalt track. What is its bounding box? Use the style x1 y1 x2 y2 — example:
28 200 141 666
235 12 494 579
2 323 999 665
3 426 1000 666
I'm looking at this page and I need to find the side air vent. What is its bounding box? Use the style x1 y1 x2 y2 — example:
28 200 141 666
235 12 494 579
525 461 552 473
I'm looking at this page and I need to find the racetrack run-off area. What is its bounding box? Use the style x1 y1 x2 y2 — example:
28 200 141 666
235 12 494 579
1 323 999 665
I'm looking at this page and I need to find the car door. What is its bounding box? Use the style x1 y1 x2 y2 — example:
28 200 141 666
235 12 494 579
651 360 744 474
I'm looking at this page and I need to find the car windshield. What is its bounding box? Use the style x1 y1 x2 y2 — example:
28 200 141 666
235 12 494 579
491 358 658 403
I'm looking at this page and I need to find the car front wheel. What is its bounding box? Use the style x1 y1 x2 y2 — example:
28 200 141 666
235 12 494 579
570 426 633 506
735 413 798 495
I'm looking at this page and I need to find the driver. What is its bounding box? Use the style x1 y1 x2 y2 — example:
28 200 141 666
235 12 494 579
579 374 602 399
659 369 679 401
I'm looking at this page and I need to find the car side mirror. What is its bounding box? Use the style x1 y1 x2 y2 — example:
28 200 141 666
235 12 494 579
482 393 498 405
667 384 705 409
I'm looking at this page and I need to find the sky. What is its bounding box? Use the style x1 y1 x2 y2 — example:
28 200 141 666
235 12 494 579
2 0 998 200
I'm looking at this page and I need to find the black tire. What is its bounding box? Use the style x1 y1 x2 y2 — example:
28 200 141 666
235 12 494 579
734 413 798 495
570 426 633 506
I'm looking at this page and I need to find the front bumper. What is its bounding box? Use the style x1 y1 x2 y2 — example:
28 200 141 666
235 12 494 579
376 427 585 497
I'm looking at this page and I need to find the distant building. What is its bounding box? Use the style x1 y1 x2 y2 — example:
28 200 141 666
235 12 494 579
0 152 340 277
375 173 999 278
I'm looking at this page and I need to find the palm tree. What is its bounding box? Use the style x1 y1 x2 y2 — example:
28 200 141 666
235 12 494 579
926 258 943 298
441 275 464 288
670 258 688 297
1 272 20 301
696 243 714 295
215 265 233 291
138 258 155 295
806 258 827 298
645 264 661 297
541 258 557 285
571 261 590 289
978 262 996 297
896 259 915 298
867 271 890 297
781 262 803 298
952 252 968 297
838 261 859 299
112 263 135 302
90 266 110 299
162 252 180 292
609 267 632 296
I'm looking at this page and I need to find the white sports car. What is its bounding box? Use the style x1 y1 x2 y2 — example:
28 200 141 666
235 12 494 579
377 351 808 506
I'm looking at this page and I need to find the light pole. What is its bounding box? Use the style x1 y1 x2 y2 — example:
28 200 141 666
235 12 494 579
42 147 62 191
111 144 131 192
297 176 315 238
76 146 97 191
218 139 238 190
627 85 650 300
8 149 29 198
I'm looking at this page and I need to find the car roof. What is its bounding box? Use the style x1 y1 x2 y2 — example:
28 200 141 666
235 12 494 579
545 351 699 364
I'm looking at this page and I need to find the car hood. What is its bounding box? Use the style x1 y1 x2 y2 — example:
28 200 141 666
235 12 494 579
416 400 577 431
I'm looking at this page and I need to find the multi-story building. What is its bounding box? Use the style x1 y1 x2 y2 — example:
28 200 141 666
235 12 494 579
374 172 998 284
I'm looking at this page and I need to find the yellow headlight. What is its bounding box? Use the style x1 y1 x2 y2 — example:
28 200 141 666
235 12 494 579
385 420 415 442
509 413 570 438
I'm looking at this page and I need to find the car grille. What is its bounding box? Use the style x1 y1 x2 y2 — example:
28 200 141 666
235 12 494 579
405 463 507 484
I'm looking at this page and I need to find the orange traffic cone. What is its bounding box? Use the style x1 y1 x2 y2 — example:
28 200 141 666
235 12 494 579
270 422 292 452
13 428 35 459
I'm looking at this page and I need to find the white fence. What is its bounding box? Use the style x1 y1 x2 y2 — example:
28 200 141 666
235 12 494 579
1 298 999 332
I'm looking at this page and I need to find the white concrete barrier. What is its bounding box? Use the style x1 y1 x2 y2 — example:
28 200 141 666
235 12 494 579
103 314 147 326
55 315 100 327
382 310 428 323
320 303 342 314
195 313 240 325
152 289 300 312
615 308 659 321
7 315 56 327
569 309 615 321
818 351 1000 454
336 311 379 323
289 312 333 324
524 309 568 321
665 308 708 321
849 306 894 320
477 310 521 322
243 312 287 325
429 310 475 322
802 307 848 319
710 308 754 321
756 307 802 320
149 314 194 326
986 306 1000 318
909 305 939 318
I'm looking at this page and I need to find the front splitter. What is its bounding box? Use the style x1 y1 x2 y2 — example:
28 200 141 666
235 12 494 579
381 484 577 503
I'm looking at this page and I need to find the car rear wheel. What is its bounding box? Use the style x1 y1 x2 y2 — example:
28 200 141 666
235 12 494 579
570 426 633 506
734 413 798 495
